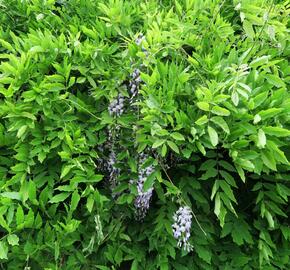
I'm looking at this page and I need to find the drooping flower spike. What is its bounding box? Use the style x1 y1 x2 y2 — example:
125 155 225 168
134 153 154 219
172 206 193 252
108 93 125 117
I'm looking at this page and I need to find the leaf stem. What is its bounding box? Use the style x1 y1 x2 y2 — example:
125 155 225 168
156 155 207 236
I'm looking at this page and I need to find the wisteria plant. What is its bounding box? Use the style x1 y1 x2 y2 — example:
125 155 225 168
0 0 289 269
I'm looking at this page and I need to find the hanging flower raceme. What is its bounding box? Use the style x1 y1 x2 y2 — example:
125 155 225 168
129 68 142 101
134 153 154 219
172 206 193 252
107 150 120 194
108 93 125 117
128 33 148 103
103 126 121 195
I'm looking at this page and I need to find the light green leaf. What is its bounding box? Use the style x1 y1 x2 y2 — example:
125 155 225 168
170 132 185 141
17 125 27 138
253 114 261 124
266 74 286 88
211 106 230 116
86 194 94 213
265 211 274 228
263 126 290 137
210 116 230 134
0 192 21 201
243 20 255 39
200 168 218 180
238 82 251 93
167 141 179 154
196 141 206 155
0 241 8 260
60 165 74 179
231 91 240 106
191 127 197 136
214 192 221 217
161 144 167 157
0 215 10 232
197 102 210 111
261 151 277 171
219 180 237 203
208 126 218 147
21 112 37 120
143 172 156 191
28 181 37 203
250 55 270 68
152 139 166 148
257 129 266 148
0 39 15 52
49 192 70 204
211 181 219 200
131 259 138 270
235 165 245 182
16 205 24 226
195 115 208 125
70 190 80 212
7 234 19 246
220 170 237 187
258 108 283 120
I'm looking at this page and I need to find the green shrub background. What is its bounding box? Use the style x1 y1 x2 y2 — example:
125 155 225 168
0 0 290 269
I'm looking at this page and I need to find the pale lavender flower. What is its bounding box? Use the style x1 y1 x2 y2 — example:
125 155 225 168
107 150 120 193
129 68 142 100
134 153 154 219
108 94 125 117
128 34 148 102
172 206 193 252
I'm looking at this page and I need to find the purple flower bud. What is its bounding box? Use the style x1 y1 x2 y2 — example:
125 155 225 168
135 34 145 46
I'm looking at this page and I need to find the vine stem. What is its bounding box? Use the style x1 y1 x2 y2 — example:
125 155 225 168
64 99 102 120
98 214 125 246
156 154 207 236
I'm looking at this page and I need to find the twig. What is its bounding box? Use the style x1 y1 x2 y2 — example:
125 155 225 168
156 155 207 236
64 99 102 120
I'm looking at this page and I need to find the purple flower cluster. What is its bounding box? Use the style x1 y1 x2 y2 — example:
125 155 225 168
128 34 148 102
108 93 125 117
107 150 120 193
134 153 154 219
172 206 193 252
129 68 142 100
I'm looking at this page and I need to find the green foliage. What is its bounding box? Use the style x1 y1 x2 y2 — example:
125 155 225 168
0 0 289 269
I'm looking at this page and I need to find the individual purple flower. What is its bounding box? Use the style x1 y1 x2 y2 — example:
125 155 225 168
134 153 154 219
172 206 193 252
108 93 125 117
135 33 148 56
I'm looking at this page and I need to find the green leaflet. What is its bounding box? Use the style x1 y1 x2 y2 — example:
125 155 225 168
208 126 219 147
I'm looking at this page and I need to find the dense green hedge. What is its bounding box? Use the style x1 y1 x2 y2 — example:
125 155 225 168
0 0 290 269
